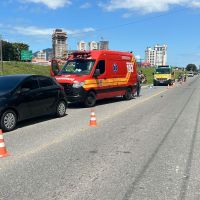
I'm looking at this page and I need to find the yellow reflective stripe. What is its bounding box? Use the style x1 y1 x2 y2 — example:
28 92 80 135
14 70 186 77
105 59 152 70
83 73 133 89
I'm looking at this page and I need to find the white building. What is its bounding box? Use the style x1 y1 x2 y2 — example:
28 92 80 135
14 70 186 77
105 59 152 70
88 41 99 50
36 50 47 61
77 41 87 51
145 44 167 66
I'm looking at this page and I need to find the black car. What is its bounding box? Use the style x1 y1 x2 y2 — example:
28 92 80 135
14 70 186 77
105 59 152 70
0 74 68 132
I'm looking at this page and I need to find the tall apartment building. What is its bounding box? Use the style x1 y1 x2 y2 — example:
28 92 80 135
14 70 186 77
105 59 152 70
99 40 109 50
77 40 109 51
77 41 87 51
145 44 167 66
88 41 99 50
52 29 67 58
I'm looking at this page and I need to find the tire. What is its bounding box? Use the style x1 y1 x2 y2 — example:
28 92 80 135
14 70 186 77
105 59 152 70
56 101 67 117
0 109 17 132
84 91 96 107
123 87 132 100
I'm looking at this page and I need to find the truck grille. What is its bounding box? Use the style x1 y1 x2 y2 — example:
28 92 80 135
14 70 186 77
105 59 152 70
157 78 167 81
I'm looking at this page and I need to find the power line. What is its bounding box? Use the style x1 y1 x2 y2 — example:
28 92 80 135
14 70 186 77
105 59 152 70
69 8 187 37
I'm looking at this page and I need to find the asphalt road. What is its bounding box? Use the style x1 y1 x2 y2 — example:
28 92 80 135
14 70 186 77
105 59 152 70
0 77 200 200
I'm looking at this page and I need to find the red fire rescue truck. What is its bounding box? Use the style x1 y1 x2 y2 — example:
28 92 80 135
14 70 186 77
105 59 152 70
50 50 137 107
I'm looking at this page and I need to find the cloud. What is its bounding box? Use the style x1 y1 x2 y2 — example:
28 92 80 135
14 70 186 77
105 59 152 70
135 55 141 60
13 26 53 36
191 0 200 7
80 2 91 9
100 0 200 14
12 26 95 36
122 13 133 18
22 0 71 9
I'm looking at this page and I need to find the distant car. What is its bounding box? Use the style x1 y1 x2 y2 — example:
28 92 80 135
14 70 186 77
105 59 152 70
0 75 67 132
188 72 194 77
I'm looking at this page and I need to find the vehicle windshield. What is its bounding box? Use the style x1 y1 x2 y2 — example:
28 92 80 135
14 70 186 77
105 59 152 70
0 76 23 93
59 59 95 75
156 68 171 74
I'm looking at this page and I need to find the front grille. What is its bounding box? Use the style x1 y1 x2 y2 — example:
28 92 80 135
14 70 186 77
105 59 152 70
61 83 73 95
157 78 167 81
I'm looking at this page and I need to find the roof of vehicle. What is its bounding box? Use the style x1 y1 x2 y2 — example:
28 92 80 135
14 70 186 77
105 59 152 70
2 74 32 77
0 74 50 79
0 74 33 80
70 50 133 60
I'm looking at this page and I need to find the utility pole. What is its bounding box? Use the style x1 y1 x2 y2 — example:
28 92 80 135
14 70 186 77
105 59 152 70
0 34 3 75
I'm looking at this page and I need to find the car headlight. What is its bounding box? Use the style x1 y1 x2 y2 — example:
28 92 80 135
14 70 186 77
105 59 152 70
72 81 85 88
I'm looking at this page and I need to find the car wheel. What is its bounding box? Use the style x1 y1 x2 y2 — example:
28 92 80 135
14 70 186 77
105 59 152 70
123 87 132 100
84 91 96 107
0 110 17 132
56 101 66 117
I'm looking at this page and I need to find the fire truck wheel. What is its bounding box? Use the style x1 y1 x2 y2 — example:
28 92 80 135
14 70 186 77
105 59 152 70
123 87 132 100
84 91 96 107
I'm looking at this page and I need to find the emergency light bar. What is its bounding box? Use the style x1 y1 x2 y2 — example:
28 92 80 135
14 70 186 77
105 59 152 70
72 51 91 59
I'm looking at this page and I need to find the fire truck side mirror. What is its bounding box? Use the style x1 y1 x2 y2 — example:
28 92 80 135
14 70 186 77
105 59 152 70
51 61 60 76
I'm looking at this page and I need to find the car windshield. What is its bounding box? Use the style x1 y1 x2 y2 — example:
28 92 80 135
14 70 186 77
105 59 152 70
156 68 170 74
0 76 23 93
59 59 95 75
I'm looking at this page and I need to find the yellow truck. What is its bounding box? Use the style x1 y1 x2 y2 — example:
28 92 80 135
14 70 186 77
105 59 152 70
153 65 175 86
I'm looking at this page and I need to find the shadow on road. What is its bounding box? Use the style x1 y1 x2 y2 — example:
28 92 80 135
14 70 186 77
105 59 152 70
14 96 137 130
68 96 136 109
15 114 68 130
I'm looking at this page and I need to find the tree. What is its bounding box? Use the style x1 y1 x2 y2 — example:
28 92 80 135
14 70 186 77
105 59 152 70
2 41 15 61
12 42 29 61
2 41 29 61
186 64 197 72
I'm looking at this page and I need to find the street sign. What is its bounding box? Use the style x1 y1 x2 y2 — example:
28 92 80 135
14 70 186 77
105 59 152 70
21 50 32 61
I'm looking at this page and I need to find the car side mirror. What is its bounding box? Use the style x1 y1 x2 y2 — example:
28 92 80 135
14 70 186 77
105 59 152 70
53 68 59 76
94 69 100 77
51 61 60 76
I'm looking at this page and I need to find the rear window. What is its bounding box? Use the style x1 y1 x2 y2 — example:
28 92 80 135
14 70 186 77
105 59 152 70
38 77 55 88
21 78 39 90
0 76 24 92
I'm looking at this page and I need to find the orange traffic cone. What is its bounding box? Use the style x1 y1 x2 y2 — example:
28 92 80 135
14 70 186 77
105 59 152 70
0 129 9 158
89 109 97 127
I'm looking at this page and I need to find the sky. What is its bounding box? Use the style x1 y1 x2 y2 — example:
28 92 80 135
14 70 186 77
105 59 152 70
0 0 200 67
